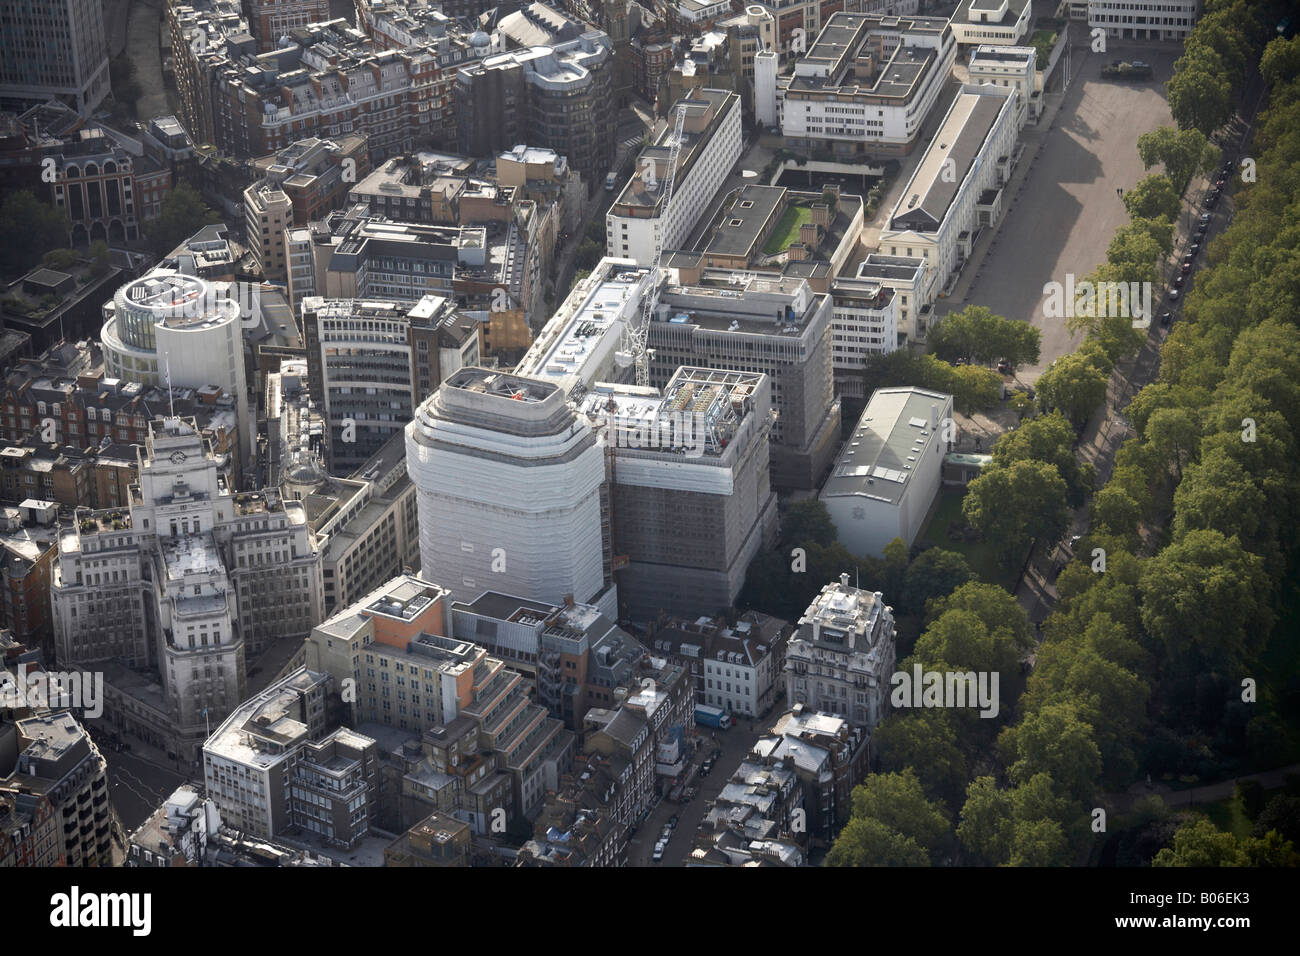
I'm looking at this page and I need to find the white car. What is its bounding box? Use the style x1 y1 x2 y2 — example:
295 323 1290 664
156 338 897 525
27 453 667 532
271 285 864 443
652 840 666 862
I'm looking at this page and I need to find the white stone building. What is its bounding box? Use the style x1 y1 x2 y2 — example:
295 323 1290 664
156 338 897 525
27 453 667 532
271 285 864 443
949 0 1032 49
854 254 932 343
773 13 957 158
820 387 953 558
100 271 253 471
786 575 897 731
878 84 1019 299
968 45 1038 126
51 418 325 758
829 277 900 398
1088 0 1202 41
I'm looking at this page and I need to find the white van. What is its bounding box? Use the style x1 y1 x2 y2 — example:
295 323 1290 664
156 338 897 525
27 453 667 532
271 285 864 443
604 172 619 191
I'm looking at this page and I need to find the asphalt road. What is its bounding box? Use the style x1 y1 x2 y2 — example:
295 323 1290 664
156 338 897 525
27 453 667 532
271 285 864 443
627 717 769 867
125 0 170 120
104 746 188 833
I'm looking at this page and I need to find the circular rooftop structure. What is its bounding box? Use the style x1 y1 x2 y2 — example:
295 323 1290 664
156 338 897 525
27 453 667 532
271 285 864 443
112 274 240 350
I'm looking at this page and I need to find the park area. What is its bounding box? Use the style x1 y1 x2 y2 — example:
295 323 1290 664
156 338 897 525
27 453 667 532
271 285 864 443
914 489 1021 592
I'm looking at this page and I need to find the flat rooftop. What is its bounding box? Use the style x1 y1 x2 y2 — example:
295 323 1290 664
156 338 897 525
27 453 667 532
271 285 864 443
857 254 926 281
955 0 1030 29
698 184 784 259
162 533 226 580
443 367 559 403
787 13 950 100
887 89 1012 233
515 260 650 389
969 44 1036 66
821 386 951 505
656 273 821 338
453 590 556 622
613 89 736 212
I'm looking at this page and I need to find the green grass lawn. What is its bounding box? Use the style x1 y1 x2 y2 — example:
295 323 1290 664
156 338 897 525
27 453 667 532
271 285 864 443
762 205 813 255
915 488 1020 591
1195 787 1283 840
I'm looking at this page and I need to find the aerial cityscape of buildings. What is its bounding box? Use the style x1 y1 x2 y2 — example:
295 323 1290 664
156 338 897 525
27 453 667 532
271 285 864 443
0 0 1297 904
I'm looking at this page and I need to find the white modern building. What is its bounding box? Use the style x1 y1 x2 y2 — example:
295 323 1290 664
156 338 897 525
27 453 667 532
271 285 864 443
100 271 253 470
829 277 899 398
949 0 1032 48
0 0 111 116
855 253 932 343
773 13 957 157
786 574 897 731
820 387 953 557
405 368 616 617
606 88 742 266
51 417 326 759
1088 0 1202 41
878 84 1019 300
515 257 652 395
968 45 1038 127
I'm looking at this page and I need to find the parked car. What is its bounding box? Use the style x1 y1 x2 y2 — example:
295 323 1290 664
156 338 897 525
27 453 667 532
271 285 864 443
1190 241 1201 255
661 824 672 841
1169 287 1181 301
669 815 679 828
711 748 721 762
1199 212 1212 224
1173 275 1184 289
997 359 1012 374
652 841 666 862
1160 311 1173 327
1181 260 1192 275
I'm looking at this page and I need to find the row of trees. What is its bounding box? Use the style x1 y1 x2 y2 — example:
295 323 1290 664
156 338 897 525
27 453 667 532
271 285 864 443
1166 0 1283 136
1 180 222 277
827 9 1300 866
926 304 1041 369
1053 18 1300 861
739 499 976 656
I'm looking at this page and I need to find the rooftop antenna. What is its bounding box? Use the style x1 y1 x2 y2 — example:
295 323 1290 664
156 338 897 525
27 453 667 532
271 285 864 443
164 352 175 420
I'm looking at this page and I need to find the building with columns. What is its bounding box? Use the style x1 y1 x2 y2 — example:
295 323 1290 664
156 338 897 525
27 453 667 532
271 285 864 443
50 417 325 760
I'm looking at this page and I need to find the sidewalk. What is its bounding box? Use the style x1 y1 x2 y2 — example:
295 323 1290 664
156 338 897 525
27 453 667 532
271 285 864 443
1105 764 1300 815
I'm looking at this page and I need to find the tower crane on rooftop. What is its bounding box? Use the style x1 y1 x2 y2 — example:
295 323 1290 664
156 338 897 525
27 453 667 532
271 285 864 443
614 103 688 388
